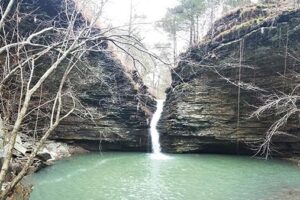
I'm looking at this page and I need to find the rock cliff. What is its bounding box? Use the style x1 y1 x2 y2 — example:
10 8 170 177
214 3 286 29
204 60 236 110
159 6 300 156
12 0 155 152
50 51 155 152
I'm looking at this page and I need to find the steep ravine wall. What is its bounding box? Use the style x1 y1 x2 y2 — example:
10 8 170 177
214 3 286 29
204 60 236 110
11 0 155 153
50 51 156 152
37 1 156 152
159 6 300 156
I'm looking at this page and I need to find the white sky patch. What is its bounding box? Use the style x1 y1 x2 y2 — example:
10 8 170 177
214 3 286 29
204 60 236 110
102 0 179 25
93 0 261 52
101 0 179 49
82 0 262 97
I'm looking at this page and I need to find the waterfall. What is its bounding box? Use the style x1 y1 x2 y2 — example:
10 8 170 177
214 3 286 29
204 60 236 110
150 99 169 160
150 99 164 154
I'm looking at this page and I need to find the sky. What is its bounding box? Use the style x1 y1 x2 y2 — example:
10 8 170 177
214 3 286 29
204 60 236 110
100 0 259 50
93 0 260 97
101 0 179 49
102 0 179 24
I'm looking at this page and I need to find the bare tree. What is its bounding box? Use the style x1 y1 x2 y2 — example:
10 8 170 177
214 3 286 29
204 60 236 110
251 75 300 158
0 0 133 198
0 0 166 197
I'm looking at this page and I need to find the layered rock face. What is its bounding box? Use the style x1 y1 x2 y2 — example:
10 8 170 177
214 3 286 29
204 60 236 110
14 0 155 152
159 6 300 155
51 51 155 152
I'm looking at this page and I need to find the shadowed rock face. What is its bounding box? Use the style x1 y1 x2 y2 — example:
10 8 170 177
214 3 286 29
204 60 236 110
51 51 155 152
159 6 300 155
15 0 156 152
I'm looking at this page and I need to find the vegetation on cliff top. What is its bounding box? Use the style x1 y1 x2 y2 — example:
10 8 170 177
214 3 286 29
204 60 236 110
161 1 300 157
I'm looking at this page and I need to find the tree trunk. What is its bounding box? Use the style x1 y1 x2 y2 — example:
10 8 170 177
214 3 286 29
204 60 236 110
173 30 177 66
189 17 194 46
196 15 199 43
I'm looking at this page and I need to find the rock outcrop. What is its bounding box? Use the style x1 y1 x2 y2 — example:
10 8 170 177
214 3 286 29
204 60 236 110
159 6 300 156
50 51 155 151
12 0 155 152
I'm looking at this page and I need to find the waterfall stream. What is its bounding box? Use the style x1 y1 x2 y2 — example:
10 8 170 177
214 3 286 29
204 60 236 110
150 99 169 159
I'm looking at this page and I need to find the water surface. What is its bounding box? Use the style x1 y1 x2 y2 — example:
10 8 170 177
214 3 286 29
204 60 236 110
29 153 300 200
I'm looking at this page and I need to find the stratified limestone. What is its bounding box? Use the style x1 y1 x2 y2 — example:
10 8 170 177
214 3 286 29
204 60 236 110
9 0 155 152
159 6 300 155
50 51 155 151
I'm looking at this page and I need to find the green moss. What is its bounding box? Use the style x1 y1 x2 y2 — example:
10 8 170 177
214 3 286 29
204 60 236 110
214 15 267 41
179 83 194 92
255 4 270 9
236 17 265 30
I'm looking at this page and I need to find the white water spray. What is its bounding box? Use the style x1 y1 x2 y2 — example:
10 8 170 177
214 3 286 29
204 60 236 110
150 99 170 160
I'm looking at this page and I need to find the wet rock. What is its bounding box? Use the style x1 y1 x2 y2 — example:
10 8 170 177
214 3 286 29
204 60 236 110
41 142 71 161
36 152 52 162
265 188 300 200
